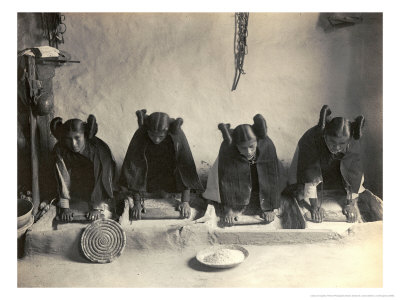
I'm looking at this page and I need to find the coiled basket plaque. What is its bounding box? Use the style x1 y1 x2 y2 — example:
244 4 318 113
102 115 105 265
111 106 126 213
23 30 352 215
81 219 126 263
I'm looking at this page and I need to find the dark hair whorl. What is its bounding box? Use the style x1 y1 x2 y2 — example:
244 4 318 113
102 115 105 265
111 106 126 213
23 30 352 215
86 114 98 139
318 105 332 130
50 117 63 140
218 123 232 145
352 115 365 140
252 114 268 138
136 109 147 128
169 117 183 134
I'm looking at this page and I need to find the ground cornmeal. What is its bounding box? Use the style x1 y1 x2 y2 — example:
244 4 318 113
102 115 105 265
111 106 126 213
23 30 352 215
203 249 245 265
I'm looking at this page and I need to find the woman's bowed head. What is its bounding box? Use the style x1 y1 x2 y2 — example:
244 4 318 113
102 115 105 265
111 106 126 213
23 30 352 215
319 105 365 156
50 115 98 154
138 110 176 145
219 123 257 160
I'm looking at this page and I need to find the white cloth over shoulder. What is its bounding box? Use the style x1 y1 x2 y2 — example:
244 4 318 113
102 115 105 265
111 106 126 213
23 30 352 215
19 46 60 57
202 156 222 204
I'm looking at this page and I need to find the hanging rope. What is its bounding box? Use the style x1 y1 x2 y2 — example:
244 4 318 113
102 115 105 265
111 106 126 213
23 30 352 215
232 12 249 91
41 13 66 49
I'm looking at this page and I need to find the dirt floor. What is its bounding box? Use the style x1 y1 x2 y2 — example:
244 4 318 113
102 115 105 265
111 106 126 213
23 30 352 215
17 221 382 288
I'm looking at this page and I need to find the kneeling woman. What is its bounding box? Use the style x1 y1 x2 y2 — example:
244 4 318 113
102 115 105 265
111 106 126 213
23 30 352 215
50 115 116 222
118 110 204 220
288 105 365 223
202 114 280 226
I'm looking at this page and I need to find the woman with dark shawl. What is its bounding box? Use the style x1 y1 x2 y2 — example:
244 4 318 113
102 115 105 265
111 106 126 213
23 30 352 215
118 110 204 220
288 105 366 223
50 115 116 222
202 114 280 226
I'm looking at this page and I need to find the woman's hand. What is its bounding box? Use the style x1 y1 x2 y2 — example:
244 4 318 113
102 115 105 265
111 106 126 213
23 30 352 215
223 206 237 226
261 210 275 223
311 206 325 223
343 204 358 223
86 209 102 221
60 208 74 222
310 198 325 223
129 199 142 220
178 201 191 219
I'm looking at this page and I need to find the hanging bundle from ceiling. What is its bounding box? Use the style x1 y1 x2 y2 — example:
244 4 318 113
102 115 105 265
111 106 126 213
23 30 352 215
41 13 66 49
232 12 249 91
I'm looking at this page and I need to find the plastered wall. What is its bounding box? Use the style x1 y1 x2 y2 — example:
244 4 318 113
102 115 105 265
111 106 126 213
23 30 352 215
18 13 383 197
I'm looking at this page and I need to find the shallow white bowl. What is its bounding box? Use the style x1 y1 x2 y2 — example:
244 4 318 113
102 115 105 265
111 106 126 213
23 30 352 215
196 244 249 269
